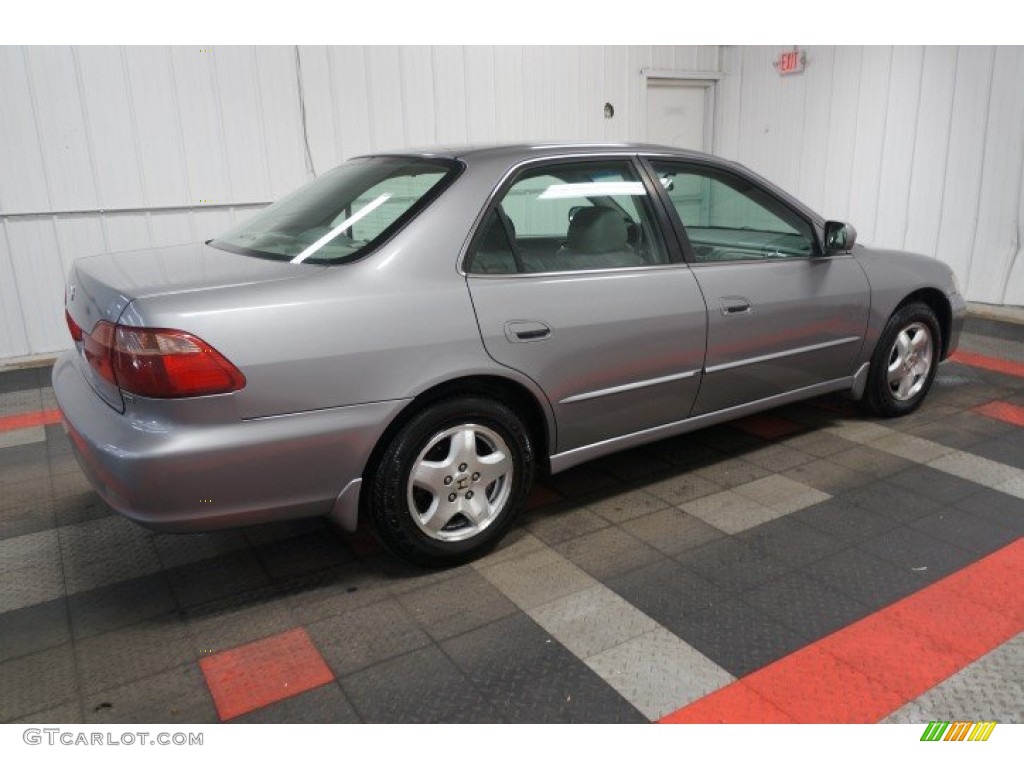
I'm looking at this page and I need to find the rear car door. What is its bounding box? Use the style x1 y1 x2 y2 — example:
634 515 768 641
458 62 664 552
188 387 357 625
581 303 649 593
646 158 871 416
464 156 707 453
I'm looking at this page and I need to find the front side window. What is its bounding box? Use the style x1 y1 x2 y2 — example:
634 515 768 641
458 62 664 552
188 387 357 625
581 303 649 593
211 156 459 264
466 160 670 274
650 161 816 262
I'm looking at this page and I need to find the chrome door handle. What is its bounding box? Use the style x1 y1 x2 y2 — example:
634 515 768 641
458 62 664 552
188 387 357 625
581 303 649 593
504 320 552 342
720 296 752 315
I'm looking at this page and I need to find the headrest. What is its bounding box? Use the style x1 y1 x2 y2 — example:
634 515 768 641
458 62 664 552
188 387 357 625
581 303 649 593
479 213 512 252
567 207 628 254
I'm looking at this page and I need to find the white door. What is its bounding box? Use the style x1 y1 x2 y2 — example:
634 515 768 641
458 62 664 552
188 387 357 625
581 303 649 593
646 81 710 151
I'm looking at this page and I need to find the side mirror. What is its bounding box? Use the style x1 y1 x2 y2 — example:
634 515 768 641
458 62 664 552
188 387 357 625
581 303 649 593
823 221 857 254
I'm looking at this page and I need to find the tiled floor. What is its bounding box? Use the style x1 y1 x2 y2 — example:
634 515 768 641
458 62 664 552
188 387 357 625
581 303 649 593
1 317 1022 724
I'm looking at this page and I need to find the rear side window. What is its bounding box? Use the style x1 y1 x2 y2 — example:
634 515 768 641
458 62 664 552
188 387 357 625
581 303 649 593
466 160 670 274
211 157 459 265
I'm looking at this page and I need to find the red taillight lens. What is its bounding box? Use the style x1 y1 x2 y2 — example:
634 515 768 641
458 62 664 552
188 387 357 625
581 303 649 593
81 322 245 398
65 309 83 342
83 320 117 385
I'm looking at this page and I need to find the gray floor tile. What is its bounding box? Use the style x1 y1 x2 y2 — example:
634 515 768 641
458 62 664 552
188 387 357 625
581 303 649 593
0 644 78 721
395 569 518 641
74 615 195 696
307 598 432 677
341 645 502 723
553 526 663 581
620 508 725 555
84 664 217 724
586 627 734 720
529 584 658 659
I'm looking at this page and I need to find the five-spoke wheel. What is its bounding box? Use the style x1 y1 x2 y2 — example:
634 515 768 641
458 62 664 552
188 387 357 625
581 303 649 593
864 302 941 416
367 396 534 566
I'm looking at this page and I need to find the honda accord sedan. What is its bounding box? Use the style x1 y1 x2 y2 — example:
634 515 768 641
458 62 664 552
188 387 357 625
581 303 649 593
54 142 966 565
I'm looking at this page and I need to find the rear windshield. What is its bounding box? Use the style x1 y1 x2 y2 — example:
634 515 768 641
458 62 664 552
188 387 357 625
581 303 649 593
210 156 460 264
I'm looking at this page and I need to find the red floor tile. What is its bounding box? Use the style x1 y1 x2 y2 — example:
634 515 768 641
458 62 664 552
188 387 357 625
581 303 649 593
660 539 1024 724
973 400 1024 428
660 682 796 724
199 627 335 721
950 350 1024 379
0 408 62 433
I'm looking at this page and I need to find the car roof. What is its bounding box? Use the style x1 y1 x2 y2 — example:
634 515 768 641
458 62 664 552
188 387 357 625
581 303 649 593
356 141 720 164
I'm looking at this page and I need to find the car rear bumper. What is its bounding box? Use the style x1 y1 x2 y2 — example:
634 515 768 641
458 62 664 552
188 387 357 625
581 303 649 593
52 351 407 533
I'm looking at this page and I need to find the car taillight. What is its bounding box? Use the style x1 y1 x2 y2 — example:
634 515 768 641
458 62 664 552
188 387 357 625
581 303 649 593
65 309 83 342
81 321 246 398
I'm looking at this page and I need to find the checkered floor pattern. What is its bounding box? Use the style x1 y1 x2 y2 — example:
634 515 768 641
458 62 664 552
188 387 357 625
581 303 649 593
1 317 1021 723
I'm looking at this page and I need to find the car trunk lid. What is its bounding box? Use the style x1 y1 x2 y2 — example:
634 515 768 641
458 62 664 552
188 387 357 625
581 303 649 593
64 242 319 411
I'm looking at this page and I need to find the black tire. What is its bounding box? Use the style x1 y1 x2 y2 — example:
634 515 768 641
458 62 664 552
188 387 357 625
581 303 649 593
366 396 535 567
862 302 942 417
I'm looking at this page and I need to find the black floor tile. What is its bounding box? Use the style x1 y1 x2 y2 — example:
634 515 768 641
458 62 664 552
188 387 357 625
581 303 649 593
886 465 991 504
68 572 177 640
791 498 897 545
952 488 1024 535
0 367 47 394
165 550 271 609
967 431 1024 470
675 537 792 593
252 530 354 581
735 516 846 569
231 682 360 724
741 571 872 640
607 558 733 632
341 645 502 723
800 547 931 610
840 482 943 526
0 597 70 664
673 599 812 678
908 507 1020 556
441 613 646 723
858 525 980 581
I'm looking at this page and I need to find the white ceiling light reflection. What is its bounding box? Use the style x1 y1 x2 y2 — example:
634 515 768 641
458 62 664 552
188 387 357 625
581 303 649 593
538 181 646 200
291 193 391 264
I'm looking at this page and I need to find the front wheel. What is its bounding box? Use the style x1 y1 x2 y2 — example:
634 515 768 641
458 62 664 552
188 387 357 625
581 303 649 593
367 397 535 567
862 302 941 417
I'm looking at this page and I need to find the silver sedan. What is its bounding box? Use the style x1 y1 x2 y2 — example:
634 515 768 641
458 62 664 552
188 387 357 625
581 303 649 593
54 143 966 565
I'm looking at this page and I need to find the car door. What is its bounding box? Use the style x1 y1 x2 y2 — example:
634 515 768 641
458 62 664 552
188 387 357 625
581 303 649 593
646 158 871 416
464 156 708 453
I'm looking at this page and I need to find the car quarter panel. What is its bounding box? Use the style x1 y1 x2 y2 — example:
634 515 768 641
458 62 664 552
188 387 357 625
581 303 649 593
53 351 410 530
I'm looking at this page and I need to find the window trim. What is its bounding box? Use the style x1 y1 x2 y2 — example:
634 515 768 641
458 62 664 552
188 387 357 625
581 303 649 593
639 155 831 266
459 153 687 277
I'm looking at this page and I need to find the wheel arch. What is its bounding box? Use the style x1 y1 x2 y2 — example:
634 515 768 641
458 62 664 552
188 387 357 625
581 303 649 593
893 287 953 359
361 374 553 490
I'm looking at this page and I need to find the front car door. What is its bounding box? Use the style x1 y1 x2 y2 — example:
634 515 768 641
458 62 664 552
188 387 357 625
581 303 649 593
464 156 708 453
645 158 871 416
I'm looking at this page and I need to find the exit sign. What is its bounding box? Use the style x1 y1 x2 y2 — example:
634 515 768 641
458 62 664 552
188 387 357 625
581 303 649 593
775 49 806 76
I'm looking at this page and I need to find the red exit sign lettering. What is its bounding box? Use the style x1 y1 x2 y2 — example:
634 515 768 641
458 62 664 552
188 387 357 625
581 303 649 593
775 49 806 76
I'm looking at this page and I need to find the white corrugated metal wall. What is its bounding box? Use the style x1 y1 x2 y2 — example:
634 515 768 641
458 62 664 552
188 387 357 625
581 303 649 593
0 45 719 361
2 45 1021 363
714 45 1024 307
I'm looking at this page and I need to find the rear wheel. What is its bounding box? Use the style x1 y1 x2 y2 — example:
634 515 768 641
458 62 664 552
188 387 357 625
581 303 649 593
367 397 534 566
863 302 941 417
